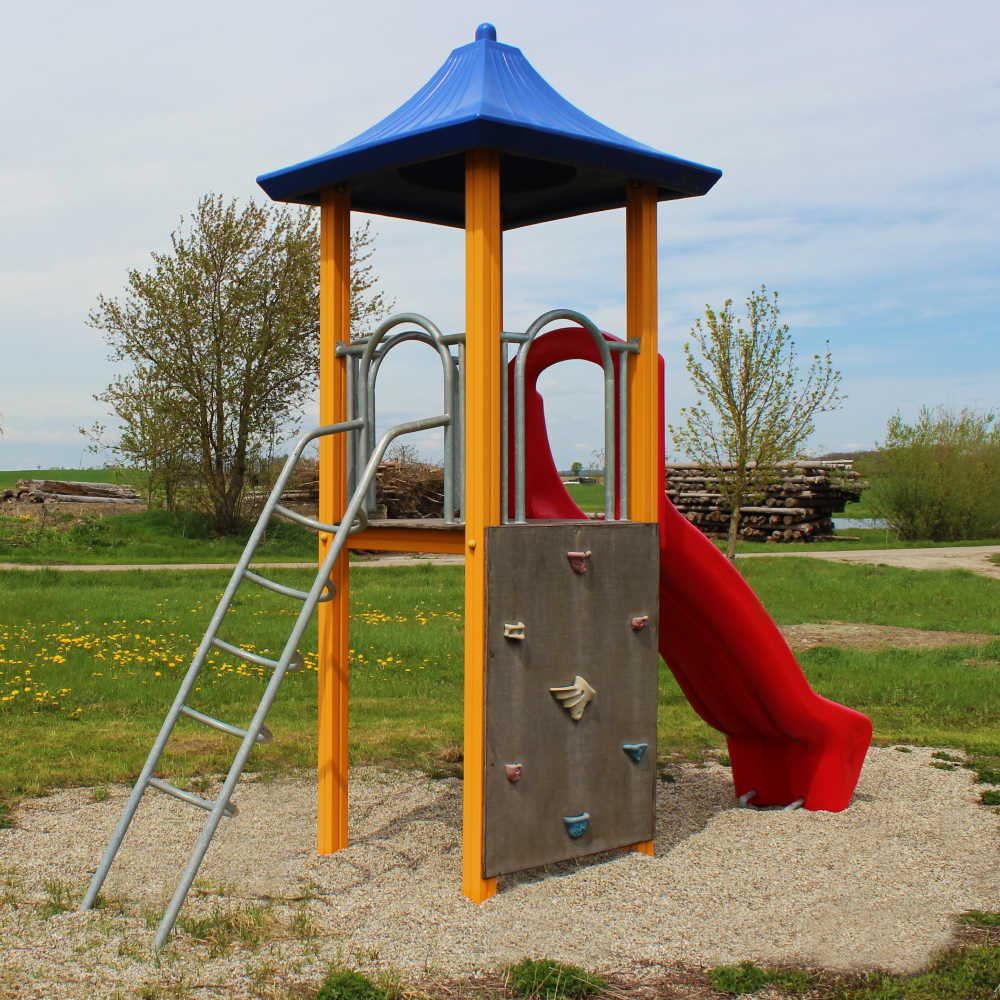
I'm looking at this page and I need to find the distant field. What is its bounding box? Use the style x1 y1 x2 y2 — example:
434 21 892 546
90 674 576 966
562 480 604 512
0 509 317 565
0 468 120 491
564 480 997 552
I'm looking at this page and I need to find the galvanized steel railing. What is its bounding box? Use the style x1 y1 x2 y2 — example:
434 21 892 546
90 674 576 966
505 308 639 524
338 313 460 522
79 411 449 950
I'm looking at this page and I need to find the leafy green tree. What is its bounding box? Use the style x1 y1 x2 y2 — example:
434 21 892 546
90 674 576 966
864 404 1000 541
669 287 843 561
89 195 391 533
570 461 583 476
81 370 196 513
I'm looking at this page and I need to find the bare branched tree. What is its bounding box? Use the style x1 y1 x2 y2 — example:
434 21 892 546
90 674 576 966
669 287 843 561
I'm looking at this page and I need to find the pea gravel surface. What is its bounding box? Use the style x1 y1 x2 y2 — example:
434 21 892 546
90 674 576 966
0 746 996 999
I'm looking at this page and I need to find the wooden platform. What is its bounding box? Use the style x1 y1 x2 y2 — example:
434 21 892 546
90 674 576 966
346 518 466 555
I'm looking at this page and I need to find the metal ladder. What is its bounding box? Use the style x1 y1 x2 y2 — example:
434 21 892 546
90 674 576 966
79 412 450 950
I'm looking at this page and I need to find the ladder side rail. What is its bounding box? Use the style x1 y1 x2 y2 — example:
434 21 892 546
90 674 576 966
152 412 451 949
80 418 362 914
512 310 616 524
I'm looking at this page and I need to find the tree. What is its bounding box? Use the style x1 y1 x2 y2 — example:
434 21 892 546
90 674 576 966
80 370 198 514
669 287 843 562
863 404 1000 541
89 195 391 533
570 461 583 476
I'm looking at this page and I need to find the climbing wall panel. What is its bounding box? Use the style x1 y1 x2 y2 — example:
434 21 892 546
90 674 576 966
482 521 659 877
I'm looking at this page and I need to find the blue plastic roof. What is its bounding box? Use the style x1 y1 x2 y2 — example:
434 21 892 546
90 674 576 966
257 24 721 229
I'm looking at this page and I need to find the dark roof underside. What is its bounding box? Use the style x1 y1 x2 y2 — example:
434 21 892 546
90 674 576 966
257 29 721 230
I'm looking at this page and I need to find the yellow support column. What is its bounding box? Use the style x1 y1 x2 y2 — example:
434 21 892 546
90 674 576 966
625 179 658 858
318 184 352 855
462 148 501 902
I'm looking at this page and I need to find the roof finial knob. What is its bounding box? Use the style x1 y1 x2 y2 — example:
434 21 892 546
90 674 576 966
476 23 497 42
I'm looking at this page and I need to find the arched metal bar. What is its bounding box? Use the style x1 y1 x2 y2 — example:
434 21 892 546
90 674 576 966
513 309 619 524
358 313 456 523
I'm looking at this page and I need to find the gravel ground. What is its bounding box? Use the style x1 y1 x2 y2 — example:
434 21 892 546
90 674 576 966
1 747 997 999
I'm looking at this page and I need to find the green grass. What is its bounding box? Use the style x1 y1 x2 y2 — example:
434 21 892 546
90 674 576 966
730 527 999 553
0 469 120 491
830 943 1000 999
0 509 318 565
562 481 604 513
0 564 465 805
740 558 1000 634
707 961 811 994
3 495 995 569
316 968 387 1000
2 559 1000 809
506 958 604 998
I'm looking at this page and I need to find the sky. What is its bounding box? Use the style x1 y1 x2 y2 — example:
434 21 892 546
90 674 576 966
1 0 997 471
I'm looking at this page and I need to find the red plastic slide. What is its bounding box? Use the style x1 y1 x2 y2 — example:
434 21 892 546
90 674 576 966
512 328 872 812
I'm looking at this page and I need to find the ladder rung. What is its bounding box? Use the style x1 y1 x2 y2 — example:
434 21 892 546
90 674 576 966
180 705 272 744
273 504 368 535
243 569 336 603
148 777 238 817
211 638 305 672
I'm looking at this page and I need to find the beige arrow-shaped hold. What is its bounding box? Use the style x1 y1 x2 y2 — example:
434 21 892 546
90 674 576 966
549 675 596 720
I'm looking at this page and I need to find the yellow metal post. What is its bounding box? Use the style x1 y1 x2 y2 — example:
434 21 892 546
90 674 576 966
625 180 658 858
462 148 501 902
318 185 352 855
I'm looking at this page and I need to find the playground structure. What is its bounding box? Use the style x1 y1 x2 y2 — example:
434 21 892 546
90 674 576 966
81 24 871 947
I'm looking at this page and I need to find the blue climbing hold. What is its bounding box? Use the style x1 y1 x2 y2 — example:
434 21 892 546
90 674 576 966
622 743 648 763
563 813 590 838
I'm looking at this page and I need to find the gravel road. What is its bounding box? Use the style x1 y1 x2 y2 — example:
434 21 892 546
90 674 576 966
1 747 996 998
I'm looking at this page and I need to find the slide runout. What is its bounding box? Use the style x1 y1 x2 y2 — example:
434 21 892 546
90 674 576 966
514 327 871 812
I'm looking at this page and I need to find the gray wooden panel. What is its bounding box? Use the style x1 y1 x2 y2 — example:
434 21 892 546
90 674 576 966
483 521 659 878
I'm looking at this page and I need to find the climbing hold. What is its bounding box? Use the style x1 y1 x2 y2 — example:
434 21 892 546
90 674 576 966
563 813 589 838
566 550 592 574
503 622 526 641
631 615 649 631
549 675 596 720
505 763 523 782
622 743 648 762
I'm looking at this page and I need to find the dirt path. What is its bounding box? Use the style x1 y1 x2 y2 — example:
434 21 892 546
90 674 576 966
778 620 995 652
0 554 464 572
4 545 999 577
743 544 1000 579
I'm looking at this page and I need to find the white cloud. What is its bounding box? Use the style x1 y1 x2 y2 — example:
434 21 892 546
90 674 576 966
1 0 998 468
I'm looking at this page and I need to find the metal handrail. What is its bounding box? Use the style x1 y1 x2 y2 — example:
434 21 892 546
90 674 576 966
512 309 619 524
357 314 456 523
79 416 370 947
148 413 447 948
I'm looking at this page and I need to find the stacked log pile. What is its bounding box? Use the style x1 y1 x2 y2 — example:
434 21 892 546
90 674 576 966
3 479 144 505
275 462 445 519
665 461 867 543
